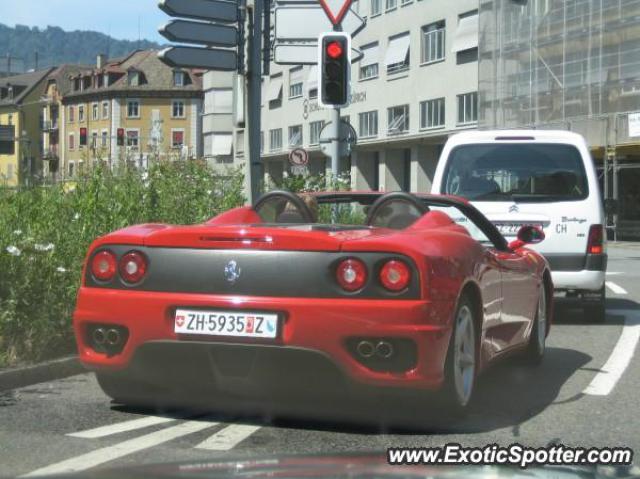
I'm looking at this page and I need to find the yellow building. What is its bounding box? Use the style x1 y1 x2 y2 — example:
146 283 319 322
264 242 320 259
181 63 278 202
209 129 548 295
0 69 54 186
61 51 203 177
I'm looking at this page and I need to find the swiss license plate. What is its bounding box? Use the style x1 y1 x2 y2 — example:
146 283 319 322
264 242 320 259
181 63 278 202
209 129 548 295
174 309 278 339
495 223 543 236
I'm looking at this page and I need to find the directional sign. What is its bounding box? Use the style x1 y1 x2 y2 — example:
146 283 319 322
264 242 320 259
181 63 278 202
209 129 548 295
318 0 353 25
160 20 238 47
158 0 239 23
159 46 237 70
274 7 365 41
274 43 362 65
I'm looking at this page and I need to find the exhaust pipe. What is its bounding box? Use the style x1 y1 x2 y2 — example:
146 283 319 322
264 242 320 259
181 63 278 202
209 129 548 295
356 340 375 358
106 328 121 346
376 341 394 359
92 328 106 346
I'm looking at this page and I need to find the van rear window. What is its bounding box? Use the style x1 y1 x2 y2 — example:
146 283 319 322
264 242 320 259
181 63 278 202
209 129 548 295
442 143 589 202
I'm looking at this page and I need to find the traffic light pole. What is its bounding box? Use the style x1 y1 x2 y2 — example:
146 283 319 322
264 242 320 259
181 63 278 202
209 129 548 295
329 24 342 182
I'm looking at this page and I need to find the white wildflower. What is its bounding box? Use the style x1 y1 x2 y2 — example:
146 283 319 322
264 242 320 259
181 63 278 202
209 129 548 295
12 229 22 235
207 190 212 195
56 266 68 273
74 213 81 220
34 243 55 252
6 246 21 257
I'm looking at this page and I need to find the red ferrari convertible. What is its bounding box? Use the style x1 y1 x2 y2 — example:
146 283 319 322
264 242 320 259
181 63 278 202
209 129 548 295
73 191 552 413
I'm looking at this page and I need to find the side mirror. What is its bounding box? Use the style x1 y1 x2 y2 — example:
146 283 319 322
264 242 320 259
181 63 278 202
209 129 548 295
508 225 545 250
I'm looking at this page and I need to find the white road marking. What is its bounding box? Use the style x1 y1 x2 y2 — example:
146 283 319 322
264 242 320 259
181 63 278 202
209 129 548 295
194 424 261 451
22 420 217 477
606 281 628 295
583 311 640 396
68 416 176 439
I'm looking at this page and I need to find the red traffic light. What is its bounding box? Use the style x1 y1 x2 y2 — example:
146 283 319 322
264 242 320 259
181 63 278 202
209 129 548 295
326 41 344 59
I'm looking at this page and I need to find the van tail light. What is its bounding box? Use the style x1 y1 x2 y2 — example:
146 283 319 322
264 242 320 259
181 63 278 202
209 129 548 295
336 258 367 292
91 250 117 281
587 224 604 255
379 260 411 292
119 251 148 283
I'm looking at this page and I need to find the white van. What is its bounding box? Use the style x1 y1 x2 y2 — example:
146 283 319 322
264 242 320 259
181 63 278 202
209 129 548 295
432 130 607 321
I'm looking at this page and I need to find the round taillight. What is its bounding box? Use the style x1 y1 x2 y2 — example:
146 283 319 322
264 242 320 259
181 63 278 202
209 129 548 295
91 250 117 281
119 251 147 284
336 259 367 292
380 260 411 292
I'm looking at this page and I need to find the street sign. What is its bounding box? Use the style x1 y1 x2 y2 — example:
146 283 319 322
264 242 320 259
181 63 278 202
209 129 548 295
274 44 362 65
158 0 239 23
319 120 357 158
274 7 365 41
289 148 309 167
159 46 237 70
160 20 238 47
318 0 353 25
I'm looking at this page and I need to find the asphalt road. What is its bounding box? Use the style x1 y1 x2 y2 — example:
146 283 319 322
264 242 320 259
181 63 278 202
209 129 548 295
1 244 639 477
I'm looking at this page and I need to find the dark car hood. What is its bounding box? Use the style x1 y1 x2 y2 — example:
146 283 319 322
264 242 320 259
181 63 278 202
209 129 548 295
31 453 629 479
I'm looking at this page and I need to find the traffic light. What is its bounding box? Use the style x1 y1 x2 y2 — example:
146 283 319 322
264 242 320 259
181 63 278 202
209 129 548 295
318 32 351 108
79 127 87 147
117 128 125 146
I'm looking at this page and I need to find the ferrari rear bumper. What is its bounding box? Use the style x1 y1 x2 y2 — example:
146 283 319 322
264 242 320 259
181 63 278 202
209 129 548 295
73 288 455 392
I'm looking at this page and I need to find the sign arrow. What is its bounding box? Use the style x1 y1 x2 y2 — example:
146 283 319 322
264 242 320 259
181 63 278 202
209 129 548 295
158 0 239 23
160 20 238 47
274 7 365 41
159 46 237 71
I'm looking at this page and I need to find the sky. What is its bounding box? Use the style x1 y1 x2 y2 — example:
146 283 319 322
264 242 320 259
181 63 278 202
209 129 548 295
0 0 168 43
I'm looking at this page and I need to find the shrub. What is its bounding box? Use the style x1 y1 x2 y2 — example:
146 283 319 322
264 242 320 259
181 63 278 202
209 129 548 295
0 162 244 367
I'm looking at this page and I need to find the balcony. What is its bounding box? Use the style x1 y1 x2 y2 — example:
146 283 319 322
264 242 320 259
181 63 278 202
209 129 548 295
43 145 59 160
42 120 59 132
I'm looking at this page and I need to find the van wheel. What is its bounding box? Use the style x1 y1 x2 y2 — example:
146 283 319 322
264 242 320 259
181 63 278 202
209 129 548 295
583 286 606 323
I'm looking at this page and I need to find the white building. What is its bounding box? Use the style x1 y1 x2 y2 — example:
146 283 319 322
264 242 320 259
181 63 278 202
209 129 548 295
204 0 480 193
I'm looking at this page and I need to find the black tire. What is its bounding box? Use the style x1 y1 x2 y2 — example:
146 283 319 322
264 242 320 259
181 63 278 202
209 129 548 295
583 286 606 323
439 294 478 416
525 282 548 366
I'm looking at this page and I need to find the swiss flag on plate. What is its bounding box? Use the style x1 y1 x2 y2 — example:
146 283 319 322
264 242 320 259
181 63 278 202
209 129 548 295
318 0 353 25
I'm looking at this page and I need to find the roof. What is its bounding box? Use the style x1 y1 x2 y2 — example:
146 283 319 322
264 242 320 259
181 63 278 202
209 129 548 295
47 64 91 96
0 68 55 107
64 49 203 100
447 129 587 144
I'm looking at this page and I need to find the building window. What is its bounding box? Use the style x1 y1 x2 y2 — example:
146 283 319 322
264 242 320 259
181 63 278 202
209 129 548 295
310 120 325 145
91 131 98 149
172 129 185 148
269 128 282 151
102 101 109 119
101 130 108 148
172 100 186 118
358 110 378 138
359 42 379 80
126 130 140 148
92 103 99 121
78 105 85 122
401 0 411 5
128 70 140 86
420 98 445 129
288 125 303 147
385 33 410 74
68 106 75 123
69 161 75 177
452 10 479 63
388 104 409 134
267 74 284 108
174 71 185 87
457 92 478 125
421 21 445 64
206 89 233 114
103 73 110 87
370 0 381 15
386 0 396 10
127 100 140 118
289 67 304 98
68 133 75 150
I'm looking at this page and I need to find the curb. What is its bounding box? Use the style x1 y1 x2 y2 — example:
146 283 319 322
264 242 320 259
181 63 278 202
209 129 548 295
0 356 86 392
